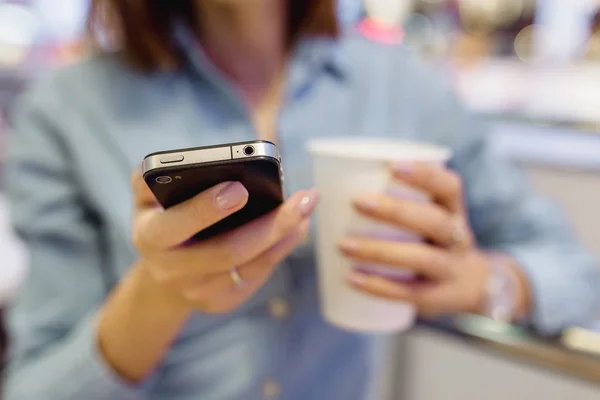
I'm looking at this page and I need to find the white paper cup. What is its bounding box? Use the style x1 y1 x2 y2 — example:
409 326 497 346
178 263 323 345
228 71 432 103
307 137 451 334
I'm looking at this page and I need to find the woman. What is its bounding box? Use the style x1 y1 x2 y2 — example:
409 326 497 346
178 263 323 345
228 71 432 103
4 1 599 399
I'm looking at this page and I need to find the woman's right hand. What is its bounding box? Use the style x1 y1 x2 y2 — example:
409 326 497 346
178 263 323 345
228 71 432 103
131 172 318 315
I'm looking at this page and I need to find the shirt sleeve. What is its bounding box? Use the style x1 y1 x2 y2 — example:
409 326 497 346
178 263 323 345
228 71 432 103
414 65 600 336
4 86 142 400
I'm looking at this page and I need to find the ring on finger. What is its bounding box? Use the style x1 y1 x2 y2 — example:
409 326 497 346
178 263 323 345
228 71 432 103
448 215 470 249
229 267 247 289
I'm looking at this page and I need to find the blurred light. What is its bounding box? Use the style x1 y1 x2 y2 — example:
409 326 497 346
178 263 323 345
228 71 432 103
451 33 491 65
418 0 448 14
0 3 38 67
534 0 594 63
31 0 89 42
514 24 544 63
491 0 524 28
458 0 496 35
0 3 38 46
364 0 416 26
458 0 525 34
563 326 600 356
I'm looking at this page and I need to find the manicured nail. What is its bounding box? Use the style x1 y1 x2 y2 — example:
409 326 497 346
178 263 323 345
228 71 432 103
392 162 414 175
338 238 361 253
215 182 248 210
353 194 379 211
298 189 319 217
348 271 368 286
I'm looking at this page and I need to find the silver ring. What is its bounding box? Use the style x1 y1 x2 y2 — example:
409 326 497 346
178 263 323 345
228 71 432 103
229 267 246 289
449 215 469 249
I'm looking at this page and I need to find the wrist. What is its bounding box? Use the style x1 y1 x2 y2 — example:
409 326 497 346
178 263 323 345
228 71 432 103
97 261 192 382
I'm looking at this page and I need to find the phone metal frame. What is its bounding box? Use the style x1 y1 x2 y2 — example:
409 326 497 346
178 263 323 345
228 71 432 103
142 140 280 176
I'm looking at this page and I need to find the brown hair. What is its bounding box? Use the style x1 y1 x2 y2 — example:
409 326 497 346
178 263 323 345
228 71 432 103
87 0 339 71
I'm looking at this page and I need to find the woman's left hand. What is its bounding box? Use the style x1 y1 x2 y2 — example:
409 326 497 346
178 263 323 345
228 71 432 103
338 163 490 319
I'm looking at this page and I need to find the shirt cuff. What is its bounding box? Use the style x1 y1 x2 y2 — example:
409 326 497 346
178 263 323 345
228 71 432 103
503 244 600 336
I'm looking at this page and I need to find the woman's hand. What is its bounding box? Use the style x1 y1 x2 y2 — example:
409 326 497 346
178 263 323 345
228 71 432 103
338 163 491 319
98 173 318 383
131 171 318 315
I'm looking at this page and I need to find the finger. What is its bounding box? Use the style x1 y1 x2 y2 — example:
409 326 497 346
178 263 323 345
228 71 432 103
409 285 464 318
240 218 311 275
338 239 451 280
347 272 413 301
133 181 249 250
347 273 457 319
391 163 464 213
181 220 311 301
173 265 268 314
353 193 455 246
132 169 159 207
159 190 318 279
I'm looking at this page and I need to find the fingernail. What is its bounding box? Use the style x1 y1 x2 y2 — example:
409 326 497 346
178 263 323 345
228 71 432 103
297 189 319 217
215 182 248 210
353 194 378 211
348 271 368 285
338 238 361 253
392 162 414 175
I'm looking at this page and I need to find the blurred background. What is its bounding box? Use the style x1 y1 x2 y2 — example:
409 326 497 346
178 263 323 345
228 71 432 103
1 0 599 398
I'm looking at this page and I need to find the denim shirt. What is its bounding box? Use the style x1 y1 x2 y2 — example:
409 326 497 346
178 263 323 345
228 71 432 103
4 25 600 400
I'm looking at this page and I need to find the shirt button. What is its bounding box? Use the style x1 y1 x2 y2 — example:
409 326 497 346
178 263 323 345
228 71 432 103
268 297 290 320
262 380 281 399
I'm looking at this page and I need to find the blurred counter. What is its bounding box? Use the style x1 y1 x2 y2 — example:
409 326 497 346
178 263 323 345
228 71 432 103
391 320 600 400
427 316 600 382
369 315 600 400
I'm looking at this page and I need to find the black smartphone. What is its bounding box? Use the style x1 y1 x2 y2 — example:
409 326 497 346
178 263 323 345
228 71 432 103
142 140 284 241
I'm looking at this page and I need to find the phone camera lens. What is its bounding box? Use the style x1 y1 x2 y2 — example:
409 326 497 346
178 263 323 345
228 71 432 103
156 176 173 184
243 145 255 156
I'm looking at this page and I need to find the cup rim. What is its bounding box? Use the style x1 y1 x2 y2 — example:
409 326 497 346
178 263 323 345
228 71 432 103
307 137 452 163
